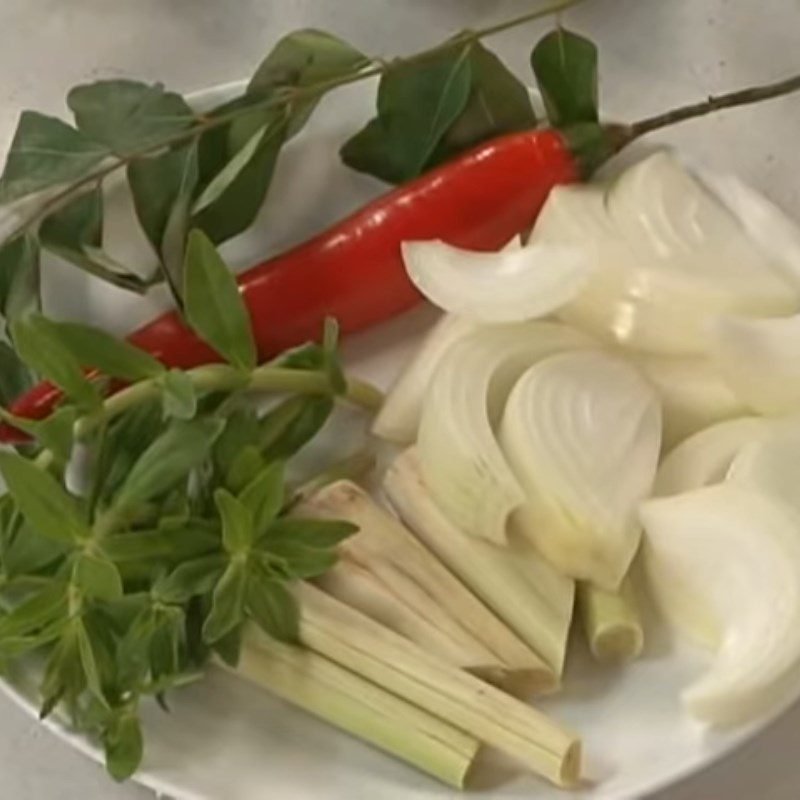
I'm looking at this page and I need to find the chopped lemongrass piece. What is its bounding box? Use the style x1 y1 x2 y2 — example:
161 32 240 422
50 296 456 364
631 354 745 448
578 575 644 664
498 351 661 590
294 480 552 692
417 321 590 545
372 313 476 444
384 448 575 678
235 631 480 788
297 583 582 788
401 238 589 323
654 416 770 497
640 485 800 725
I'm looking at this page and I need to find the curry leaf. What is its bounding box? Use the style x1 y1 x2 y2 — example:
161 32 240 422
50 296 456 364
183 230 256 370
531 28 599 127
68 79 194 156
0 111 108 203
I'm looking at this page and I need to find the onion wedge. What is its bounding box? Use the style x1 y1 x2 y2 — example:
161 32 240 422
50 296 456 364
499 351 661 589
401 239 589 323
640 484 800 725
417 322 590 545
654 416 769 497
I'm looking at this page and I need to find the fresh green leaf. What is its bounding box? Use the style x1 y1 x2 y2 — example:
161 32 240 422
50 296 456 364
68 79 194 155
224 445 265 494
2 521 69 578
214 489 254 555
28 407 77 464
263 541 338 580
263 517 357 549
0 451 90 544
259 395 334 460
160 369 197 419
149 606 185 679
11 314 99 409
0 341 33 408
0 582 67 640
213 408 259 477
115 607 157 685
40 623 85 718
192 119 286 245
531 28 599 127
100 522 219 564
72 552 123 601
202 560 247 643
128 142 198 299
321 317 346 395
211 624 242 667
431 41 536 164
40 318 164 382
112 417 224 512
183 230 256 369
154 554 227 604
248 29 369 136
239 462 284 534
341 45 472 183
0 111 108 203
75 618 107 705
245 572 298 642
0 233 40 326
103 712 143 781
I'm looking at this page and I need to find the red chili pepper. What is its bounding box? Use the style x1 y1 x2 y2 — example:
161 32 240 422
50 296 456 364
1 127 586 443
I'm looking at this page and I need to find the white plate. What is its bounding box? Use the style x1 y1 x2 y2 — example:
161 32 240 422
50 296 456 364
2 81 798 800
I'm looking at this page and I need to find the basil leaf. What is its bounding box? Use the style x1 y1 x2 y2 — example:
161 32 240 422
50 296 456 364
202 560 247 643
115 607 157 685
249 29 369 136
0 341 33 409
341 46 472 183
39 186 151 295
11 314 99 409
68 80 194 156
128 142 198 300
40 623 85 718
192 118 286 245
149 606 185 679
72 553 123 601
160 369 197 419
0 234 40 326
264 518 356 549
2 521 69 578
103 712 143 781
214 489 254 555
238 462 284 534
258 395 334 460
265 541 338 580
154 554 227 604
0 582 67 640
101 523 219 564
112 417 224 512
431 42 536 164
0 111 108 203
75 618 107 705
183 230 256 370
0 451 90 544
224 445 265 494
213 408 259 477
531 28 599 127
246 573 298 642
40 318 164 382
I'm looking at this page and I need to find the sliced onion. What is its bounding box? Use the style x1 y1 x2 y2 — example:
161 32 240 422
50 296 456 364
372 314 476 444
531 152 799 355
701 169 800 289
402 239 590 323
711 313 800 415
417 322 590 545
727 416 800 515
632 354 746 447
498 351 661 589
640 484 800 725
654 417 769 497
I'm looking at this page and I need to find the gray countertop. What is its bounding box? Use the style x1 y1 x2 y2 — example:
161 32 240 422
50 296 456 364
1 1 799 798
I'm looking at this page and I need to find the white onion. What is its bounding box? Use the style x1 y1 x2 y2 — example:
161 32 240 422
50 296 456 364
417 322 590 545
498 351 661 589
711 313 800 415
641 484 800 725
402 239 589 323
632 354 746 447
654 417 769 497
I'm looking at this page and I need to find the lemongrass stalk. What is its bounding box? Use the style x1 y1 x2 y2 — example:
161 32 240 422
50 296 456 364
296 583 581 788
384 448 575 678
294 481 553 694
578 575 644 663
234 631 479 788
